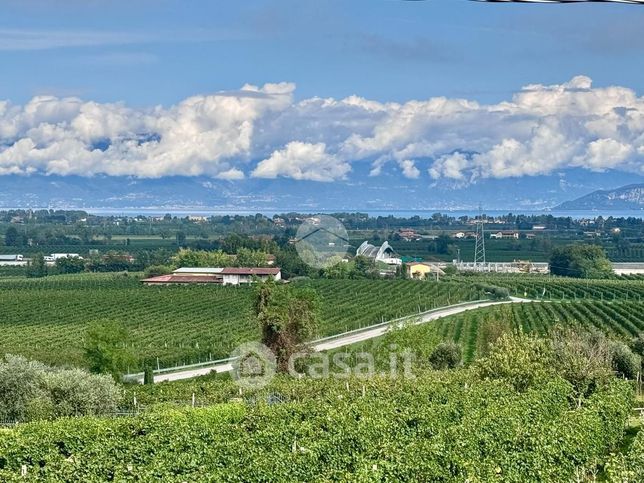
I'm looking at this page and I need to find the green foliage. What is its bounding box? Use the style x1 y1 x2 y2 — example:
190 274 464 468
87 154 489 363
143 365 155 385
3 226 19 246
352 255 379 279
442 264 458 276
475 332 553 392
550 244 613 279
54 256 85 274
171 248 233 268
0 355 121 422
256 281 319 371
25 253 47 278
610 342 640 380
235 247 268 267
322 259 351 279
428 342 462 370
143 264 173 278
549 327 614 406
477 284 510 300
83 321 134 380
0 373 632 481
605 428 644 482
0 275 483 370
630 334 644 358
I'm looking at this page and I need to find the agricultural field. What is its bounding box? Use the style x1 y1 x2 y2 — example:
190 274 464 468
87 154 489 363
0 371 632 482
353 299 644 365
446 274 644 301
0 274 485 370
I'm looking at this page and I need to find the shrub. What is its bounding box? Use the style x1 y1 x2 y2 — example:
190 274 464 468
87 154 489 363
611 342 640 380
0 355 122 422
429 342 462 370
475 332 553 392
143 264 173 278
548 328 613 406
84 320 134 380
477 284 510 300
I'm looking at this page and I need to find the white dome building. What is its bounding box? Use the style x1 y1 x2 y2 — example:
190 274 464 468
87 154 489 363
356 241 402 266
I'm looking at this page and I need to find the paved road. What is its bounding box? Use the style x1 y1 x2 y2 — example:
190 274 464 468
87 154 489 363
138 297 530 383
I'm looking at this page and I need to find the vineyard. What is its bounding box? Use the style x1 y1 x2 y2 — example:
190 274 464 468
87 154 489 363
447 274 644 301
0 372 632 482
0 275 484 369
358 300 644 365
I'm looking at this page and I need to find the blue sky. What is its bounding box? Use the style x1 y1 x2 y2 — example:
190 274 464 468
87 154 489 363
0 0 643 184
2 0 644 105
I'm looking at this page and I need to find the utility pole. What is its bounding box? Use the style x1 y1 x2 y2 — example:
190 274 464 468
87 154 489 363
474 205 486 266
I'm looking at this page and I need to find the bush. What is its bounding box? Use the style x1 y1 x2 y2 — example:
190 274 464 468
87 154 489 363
630 334 644 358
0 355 122 422
429 342 462 369
475 332 553 392
477 284 510 300
84 320 134 380
611 342 640 380
143 265 173 278
548 328 613 400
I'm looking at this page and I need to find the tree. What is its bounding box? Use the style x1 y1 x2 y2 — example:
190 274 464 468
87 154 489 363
4 226 19 246
323 260 351 279
144 265 173 278
0 354 121 422
175 231 187 246
55 256 85 274
435 234 451 254
475 332 553 392
235 248 268 267
172 248 233 268
83 321 134 380
548 327 613 406
429 342 462 370
255 281 319 371
549 244 613 279
26 253 47 278
352 256 379 279
611 342 640 380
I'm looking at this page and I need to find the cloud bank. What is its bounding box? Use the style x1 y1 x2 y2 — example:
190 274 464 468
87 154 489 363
0 76 643 182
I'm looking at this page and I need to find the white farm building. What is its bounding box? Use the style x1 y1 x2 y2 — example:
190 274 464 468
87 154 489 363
356 241 402 266
142 267 282 286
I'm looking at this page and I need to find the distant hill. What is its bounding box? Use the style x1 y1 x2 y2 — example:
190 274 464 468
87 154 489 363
556 184 644 211
0 169 643 212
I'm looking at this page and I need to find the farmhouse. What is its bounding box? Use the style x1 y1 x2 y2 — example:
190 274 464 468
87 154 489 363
398 229 421 241
141 267 282 286
405 262 445 280
490 231 519 240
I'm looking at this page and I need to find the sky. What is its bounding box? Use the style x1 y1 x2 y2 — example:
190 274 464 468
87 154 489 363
0 0 643 183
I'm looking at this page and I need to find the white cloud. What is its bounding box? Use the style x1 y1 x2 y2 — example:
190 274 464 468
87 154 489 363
0 76 643 181
398 159 420 179
252 142 350 182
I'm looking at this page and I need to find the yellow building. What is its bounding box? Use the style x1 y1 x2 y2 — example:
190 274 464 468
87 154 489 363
405 262 444 280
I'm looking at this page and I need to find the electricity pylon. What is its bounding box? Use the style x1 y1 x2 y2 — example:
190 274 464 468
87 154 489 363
474 206 486 265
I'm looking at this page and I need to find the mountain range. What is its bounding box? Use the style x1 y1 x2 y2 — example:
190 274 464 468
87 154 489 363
0 167 642 212
555 184 644 211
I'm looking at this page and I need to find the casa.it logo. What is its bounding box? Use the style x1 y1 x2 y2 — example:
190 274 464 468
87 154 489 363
230 342 277 390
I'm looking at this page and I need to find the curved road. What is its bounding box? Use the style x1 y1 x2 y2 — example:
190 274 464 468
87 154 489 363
138 297 531 384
